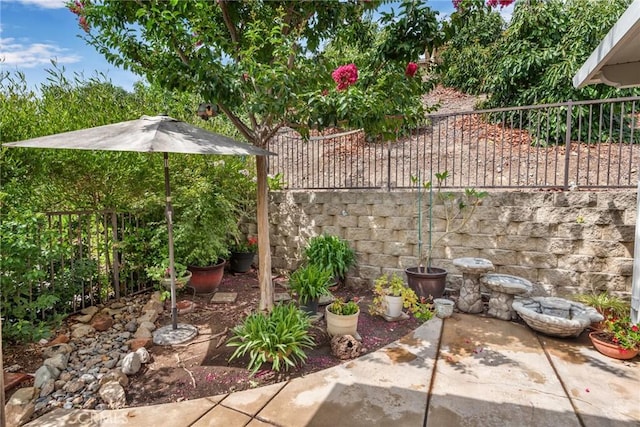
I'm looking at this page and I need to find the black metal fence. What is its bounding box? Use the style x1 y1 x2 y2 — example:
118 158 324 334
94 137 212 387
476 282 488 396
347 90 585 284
41 210 148 314
268 96 640 190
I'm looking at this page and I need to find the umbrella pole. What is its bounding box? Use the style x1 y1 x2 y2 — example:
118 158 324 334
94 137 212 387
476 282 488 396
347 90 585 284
163 152 178 330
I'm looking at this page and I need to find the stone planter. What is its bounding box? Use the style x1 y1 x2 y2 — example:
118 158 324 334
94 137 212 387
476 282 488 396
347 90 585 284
433 298 454 319
325 306 360 339
159 271 192 291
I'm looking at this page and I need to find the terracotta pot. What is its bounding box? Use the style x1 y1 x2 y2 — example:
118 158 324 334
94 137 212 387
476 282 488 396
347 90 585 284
188 259 225 293
405 267 447 300
589 332 639 360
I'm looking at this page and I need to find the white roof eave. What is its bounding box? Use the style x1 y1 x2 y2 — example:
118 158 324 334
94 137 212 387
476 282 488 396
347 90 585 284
572 0 640 89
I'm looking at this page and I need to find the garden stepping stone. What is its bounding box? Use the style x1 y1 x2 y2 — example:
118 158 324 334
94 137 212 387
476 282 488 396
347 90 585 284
274 292 292 302
210 292 238 304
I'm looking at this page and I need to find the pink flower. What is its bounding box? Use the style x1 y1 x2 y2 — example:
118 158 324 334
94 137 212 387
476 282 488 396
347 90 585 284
405 62 418 77
332 63 358 91
321 89 328 96
487 0 498 6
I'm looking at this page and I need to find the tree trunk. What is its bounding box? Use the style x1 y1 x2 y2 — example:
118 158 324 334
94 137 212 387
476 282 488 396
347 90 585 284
256 155 273 311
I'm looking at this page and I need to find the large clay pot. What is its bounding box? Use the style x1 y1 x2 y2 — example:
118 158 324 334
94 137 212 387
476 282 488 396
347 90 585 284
405 267 447 300
188 259 225 293
325 306 360 338
589 332 639 360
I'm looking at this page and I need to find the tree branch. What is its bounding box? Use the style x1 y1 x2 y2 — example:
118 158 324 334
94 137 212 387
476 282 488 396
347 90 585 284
218 104 255 143
218 1 239 47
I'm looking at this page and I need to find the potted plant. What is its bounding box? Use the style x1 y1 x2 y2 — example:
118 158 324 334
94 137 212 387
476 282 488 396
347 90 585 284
369 273 419 319
575 292 629 329
589 314 640 360
405 171 487 300
229 235 258 273
172 180 238 293
325 297 361 339
226 302 315 374
146 260 192 291
288 264 332 314
304 234 356 286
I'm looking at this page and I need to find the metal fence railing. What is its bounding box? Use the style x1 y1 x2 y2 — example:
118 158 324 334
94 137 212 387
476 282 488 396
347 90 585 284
41 210 148 315
268 96 640 190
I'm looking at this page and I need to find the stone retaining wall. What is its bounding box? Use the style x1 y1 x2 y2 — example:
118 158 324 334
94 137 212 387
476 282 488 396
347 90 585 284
250 190 636 297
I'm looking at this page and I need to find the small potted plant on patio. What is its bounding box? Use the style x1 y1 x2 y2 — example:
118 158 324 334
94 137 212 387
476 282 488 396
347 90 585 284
588 314 640 360
288 264 333 315
575 292 629 330
304 234 356 286
369 273 418 319
227 302 315 374
405 171 487 300
146 259 192 291
326 297 361 339
229 235 258 273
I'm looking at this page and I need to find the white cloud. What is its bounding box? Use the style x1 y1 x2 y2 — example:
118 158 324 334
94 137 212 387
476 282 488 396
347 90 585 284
0 37 81 67
4 0 67 9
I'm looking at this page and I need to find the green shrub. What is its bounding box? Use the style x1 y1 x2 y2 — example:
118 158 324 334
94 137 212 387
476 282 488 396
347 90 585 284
304 234 356 283
227 303 315 374
288 264 332 305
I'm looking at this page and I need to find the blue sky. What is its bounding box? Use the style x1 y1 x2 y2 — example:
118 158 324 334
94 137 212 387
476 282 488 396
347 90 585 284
0 1 509 93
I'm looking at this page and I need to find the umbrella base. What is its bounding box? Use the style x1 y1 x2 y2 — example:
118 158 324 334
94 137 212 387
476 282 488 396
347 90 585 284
153 323 198 346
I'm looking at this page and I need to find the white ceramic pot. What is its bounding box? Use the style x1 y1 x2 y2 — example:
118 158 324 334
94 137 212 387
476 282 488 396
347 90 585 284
384 295 404 318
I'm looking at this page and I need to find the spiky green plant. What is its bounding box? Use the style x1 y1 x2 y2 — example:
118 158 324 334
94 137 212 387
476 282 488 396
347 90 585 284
227 303 314 374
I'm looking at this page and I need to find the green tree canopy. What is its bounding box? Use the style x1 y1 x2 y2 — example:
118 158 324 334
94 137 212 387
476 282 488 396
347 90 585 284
71 0 441 309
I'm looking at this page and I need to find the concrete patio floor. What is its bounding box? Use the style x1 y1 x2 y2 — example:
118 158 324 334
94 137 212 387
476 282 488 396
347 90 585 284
24 313 639 427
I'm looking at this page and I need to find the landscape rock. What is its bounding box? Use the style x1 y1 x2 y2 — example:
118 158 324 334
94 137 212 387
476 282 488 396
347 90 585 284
43 353 69 371
39 379 55 397
34 365 60 388
330 335 364 360
99 369 129 387
63 380 85 393
134 325 152 339
75 313 95 323
124 320 138 332
71 324 95 339
6 387 36 427
139 321 156 332
80 306 99 316
91 314 114 332
121 352 142 375
42 343 73 359
45 334 70 346
135 347 151 364
128 338 152 351
98 381 127 409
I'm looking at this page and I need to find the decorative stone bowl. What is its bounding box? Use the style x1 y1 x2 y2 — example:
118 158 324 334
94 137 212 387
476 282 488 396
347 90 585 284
512 297 604 337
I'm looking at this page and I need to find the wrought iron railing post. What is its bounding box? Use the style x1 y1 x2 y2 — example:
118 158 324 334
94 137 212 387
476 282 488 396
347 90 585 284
564 100 573 190
111 210 121 299
386 139 392 191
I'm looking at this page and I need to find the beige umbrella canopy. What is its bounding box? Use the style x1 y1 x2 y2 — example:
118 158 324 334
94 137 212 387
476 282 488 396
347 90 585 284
3 115 275 331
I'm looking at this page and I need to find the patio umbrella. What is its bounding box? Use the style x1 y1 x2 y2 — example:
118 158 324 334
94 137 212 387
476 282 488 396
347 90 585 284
2 115 275 332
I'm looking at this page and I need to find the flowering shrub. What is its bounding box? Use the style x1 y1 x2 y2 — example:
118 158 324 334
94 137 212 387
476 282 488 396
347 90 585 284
232 236 258 253
331 63 358 91
601 315 640 350
405 62 418 77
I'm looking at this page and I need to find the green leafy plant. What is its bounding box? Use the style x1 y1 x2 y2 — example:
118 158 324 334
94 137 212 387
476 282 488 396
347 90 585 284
413 297 434 322
599 315 640 350
304 234 356 283
288 264 332 305
227 303 315 374
412 171 487 271
574 293 629 319
369 273 419 316
327 297 360 316
230 236 258 254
